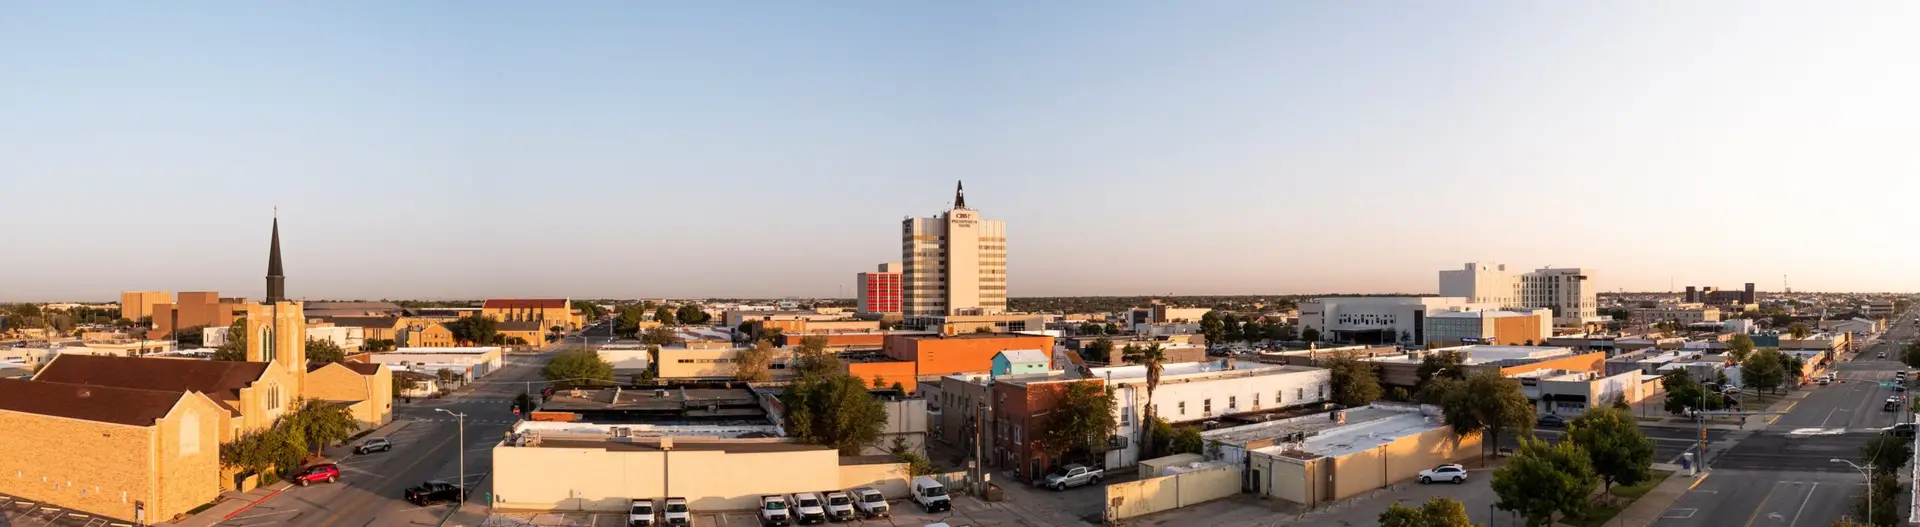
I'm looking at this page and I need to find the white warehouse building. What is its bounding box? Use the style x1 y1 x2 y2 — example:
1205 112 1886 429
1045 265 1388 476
1299 297 1493 346
1103 361 1332 469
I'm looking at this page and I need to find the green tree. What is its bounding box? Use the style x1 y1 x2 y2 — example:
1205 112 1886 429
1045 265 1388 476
1324 350 1383 407
791 336 839 380
1492 438 1596 526
1743 348 1789 394
1122 343 1170 455
393 374 420 397
1079 322 1105 336
1902 341 1920 370
1103 322 1120 335
543 348 615 385
614 305 649 337
735 340 776 382
1084 337 1114 362
1851 471 1901 527
1222 314 1244 343
676 304 709 325
784 374 889 455
1567 406 1654 497
1661 370 1723 416
1832 517 1872 527
445 315 499 346
1861 433 1912 477
1416 350 1467 400
211 318 249 361
1379 496 1475 527
1302 326 1321 342
653 306 676 326
1199 311 1225 346
1784 355 1806 386
1038 381 1118 466
436 368 461 387
363 338 396 352
1727 333 1756 364
641 326 684 347
1787 322 1812 339
218 428 283 481
305 338 346 364
1168 424 1204 455
1434 371 1535 459
285 397 360 457
573 302 608 320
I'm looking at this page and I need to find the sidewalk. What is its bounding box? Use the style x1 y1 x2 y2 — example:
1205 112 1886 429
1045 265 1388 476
1600 463 1705 527
162 419 417 527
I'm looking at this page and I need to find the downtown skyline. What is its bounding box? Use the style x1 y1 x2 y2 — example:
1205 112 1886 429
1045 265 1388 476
5 3 1920 300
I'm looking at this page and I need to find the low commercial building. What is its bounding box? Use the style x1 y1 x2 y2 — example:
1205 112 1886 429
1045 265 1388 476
655 346 795 381
883 332 1056 377
539 387 769 425
1299 297 1494 345
363 347 504 380
120 290 171 322
1068 338 1207 367
1629 303 1722 325
491 423 912 511
1514 369 1661 417
1422 308 1552 347
306 324 364 351
1820 318 1883 336
1363 345 1603 390
1237 405 1482 506
482 298 582 330
317 316 403 343
304 362 393 428
1103 361 1331 469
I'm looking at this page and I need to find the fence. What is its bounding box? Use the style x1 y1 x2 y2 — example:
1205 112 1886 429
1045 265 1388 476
1104 464 1242 521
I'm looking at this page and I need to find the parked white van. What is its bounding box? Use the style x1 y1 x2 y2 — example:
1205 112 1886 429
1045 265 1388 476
910 476 952 512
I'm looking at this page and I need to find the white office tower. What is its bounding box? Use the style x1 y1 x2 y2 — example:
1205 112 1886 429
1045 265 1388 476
901 181 1007 317
1438 262 1521 308
1522 267 1599 326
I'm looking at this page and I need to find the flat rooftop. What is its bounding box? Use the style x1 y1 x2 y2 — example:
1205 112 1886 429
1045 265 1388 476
1246 408 1447 458
1203 405 1406 446
385 347 501 354
1368 346 1573 366
528 438 826 454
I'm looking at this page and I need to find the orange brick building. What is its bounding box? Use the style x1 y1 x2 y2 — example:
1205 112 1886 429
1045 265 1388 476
148 291 248 339
846 359 921 392
883 333 1056 377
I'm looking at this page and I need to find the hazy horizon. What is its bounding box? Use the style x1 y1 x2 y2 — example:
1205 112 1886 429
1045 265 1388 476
5 3 1919 301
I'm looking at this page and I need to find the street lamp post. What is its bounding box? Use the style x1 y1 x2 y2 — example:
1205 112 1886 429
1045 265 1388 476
438 408 468 508
1831 458 1874 522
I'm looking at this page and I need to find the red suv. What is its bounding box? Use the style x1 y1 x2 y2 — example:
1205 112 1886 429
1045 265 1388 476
292 464 340 487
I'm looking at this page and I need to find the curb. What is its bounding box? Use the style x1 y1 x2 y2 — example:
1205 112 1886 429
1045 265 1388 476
221 483 291 520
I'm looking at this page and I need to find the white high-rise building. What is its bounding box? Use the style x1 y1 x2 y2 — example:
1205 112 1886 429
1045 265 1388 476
902 182 1007 317
1438 262 1522 308
1522 267 1599 326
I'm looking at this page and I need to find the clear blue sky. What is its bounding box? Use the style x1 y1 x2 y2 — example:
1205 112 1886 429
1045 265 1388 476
4 2 1918 301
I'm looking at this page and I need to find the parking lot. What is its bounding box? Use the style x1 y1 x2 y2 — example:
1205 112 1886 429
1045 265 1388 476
485 494 1032 526
0 494 136 527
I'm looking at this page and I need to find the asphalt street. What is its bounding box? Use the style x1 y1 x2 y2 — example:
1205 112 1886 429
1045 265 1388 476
1656 305 1917 527
1515 426 1727 466
217 343 567 527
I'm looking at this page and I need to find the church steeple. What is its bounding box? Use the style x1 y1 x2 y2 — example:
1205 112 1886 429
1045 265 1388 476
954 180 967 209
266 214 285 303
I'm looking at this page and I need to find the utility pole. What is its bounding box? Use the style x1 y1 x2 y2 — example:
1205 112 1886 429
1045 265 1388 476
437 408 468 508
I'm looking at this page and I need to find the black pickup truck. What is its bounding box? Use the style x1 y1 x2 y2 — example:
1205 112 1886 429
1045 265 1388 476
405 480 462 506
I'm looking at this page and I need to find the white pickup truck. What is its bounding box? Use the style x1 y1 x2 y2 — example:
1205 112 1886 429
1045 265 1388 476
1041 464 1105 491
850 486 889 518
759 495 792 527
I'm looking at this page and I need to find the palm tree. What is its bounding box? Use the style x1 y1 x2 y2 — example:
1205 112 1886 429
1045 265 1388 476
1122 343 1169 456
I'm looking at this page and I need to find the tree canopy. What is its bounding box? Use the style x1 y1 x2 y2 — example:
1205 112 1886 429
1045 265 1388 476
1324 351 1383 407
1433 370 1534 457
1379 497 1475 527
1567 406 1654 496
1861 433 1912 477
444 315 500 346
1742 348 1790 394
783 374 888 455
305 338 346 364
1038 381 1118 466
1493 438 1596 526
211 318 248 361
676 304 710 325
1902 341 1920 370
542 348 615 385
735 340 775 382
1726 334 1756 364
641 326 684 347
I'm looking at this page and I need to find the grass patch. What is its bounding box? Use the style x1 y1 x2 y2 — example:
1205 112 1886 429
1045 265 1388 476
1562 470 1674 527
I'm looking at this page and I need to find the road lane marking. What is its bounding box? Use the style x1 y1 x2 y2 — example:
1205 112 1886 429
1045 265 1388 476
1788 482 1816 527
309 426 463 527
1744 481 1783 527
1689 472 1712 491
